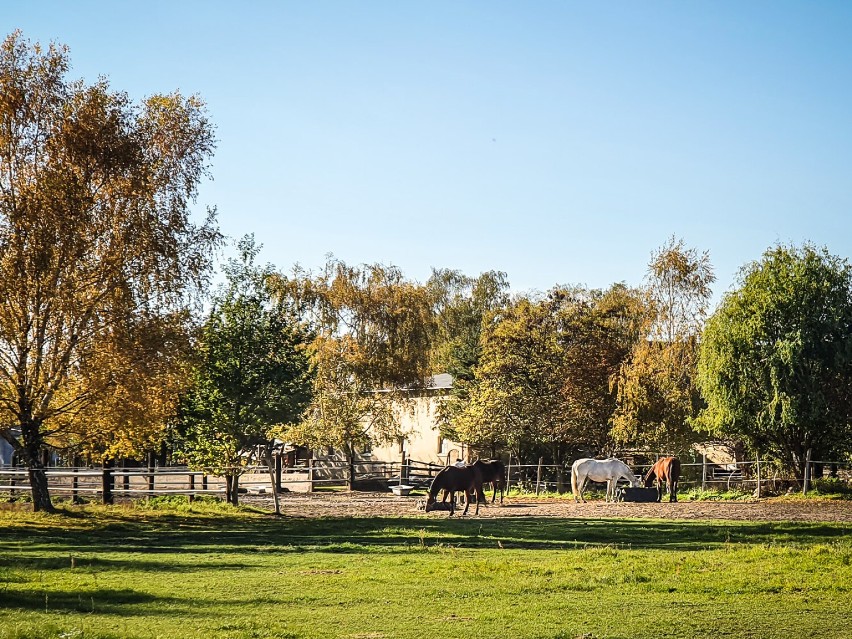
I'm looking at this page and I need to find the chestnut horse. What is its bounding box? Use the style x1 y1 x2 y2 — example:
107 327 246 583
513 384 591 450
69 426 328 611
644 456 681 502
425 465 486 516
472 459 505 504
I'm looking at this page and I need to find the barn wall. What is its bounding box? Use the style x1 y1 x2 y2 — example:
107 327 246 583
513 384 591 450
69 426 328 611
369 393 466 466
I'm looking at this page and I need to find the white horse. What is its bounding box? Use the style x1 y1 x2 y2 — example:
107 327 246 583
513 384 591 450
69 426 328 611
571 458 639 503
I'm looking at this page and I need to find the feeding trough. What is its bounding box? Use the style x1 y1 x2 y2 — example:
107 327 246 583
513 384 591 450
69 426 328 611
391 484 415 497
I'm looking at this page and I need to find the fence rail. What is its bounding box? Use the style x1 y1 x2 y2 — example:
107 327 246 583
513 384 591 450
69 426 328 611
2 456 849 503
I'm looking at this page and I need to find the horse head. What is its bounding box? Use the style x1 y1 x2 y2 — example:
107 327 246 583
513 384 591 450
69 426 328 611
424 493 438 512
642 467 656 487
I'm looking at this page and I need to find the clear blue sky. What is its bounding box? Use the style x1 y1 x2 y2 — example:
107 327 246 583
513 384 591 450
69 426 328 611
6 1 852 304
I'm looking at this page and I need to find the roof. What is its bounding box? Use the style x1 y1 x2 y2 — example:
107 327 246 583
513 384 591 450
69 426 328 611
426 373 454 390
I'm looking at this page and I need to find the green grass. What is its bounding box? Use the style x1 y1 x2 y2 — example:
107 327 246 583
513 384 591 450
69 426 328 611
1 501 850 639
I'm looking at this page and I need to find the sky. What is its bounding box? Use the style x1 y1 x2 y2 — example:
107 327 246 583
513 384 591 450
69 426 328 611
6 1 852 306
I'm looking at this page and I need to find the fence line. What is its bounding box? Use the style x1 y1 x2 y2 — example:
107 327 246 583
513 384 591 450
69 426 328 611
2 456 849 502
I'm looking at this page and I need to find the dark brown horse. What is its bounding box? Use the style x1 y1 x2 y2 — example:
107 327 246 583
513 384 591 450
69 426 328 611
472 459 505 504
425 465 486 516
644 456 681 502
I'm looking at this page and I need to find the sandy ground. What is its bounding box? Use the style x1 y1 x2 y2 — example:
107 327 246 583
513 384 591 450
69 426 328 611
246 490 852 522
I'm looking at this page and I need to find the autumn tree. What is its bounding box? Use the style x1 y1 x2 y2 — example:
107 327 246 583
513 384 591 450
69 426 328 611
454 285 641 490
426 269 509 445
278 259 434 489
611 237 715 454
0 32 220 511
696 244 852 479
176 237 313 505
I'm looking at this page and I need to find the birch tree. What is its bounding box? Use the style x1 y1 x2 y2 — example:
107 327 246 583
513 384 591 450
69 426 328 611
0 32 219 511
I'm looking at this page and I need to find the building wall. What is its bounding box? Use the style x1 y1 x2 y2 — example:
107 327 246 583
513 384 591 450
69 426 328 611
369 392 466 465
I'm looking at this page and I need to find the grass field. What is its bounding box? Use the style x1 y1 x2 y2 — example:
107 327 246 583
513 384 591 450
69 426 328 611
1 500 850 639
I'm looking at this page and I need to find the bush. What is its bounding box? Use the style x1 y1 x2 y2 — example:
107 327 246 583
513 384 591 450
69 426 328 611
813 477 852 496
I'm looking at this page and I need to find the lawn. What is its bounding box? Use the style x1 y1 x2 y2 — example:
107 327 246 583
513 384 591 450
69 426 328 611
1 500 850 639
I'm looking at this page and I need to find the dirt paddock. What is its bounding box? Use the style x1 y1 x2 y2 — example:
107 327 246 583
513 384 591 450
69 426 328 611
251 491 852 522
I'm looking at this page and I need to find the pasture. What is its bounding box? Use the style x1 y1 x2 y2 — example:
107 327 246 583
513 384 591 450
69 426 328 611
0 499 850 639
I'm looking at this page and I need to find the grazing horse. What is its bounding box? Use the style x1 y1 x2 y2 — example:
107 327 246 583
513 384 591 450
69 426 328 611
644 456 681 502
571 457 639 503
472 459 506 504
425 465 486 516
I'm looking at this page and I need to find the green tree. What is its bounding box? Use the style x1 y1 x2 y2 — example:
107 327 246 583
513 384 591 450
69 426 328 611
0 32 219 512
177 237 313 506
427 269 509 443
696 244 852 479
454 285 641 490
279 259 433 489
612 237 715 453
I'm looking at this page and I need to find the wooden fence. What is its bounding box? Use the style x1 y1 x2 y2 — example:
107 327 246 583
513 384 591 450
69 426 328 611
1 455 848 503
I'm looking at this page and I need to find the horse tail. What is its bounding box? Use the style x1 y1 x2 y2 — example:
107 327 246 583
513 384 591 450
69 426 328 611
671 457 681 479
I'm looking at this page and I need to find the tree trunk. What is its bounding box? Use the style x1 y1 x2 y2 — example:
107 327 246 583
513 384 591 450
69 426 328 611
225 474 241 506
28 463 54 513
230 473 240 506
19 420 55 513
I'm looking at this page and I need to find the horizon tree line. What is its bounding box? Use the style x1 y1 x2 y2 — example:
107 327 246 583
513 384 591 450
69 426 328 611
2 31 851 510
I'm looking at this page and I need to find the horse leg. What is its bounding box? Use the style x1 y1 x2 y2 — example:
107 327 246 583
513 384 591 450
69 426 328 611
578 474 588 503
670 476 678 502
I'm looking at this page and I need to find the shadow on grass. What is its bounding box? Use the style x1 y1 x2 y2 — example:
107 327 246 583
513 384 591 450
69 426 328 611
2 511 849 560
1 587 175 615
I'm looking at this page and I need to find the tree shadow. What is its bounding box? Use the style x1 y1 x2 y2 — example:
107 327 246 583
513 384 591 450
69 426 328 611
2 512 849 562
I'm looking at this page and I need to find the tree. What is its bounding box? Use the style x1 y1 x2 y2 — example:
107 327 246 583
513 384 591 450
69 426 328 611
177 237 313 506
0 32 220 511
279 258 434 489
696 244 852 479
612 237 715 453
426 269 509 443
454 284 641 490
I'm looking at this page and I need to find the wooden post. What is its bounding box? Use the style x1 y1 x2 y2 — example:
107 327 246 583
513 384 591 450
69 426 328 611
9 470 16 501
506 456 513 496
702 454 707 491
755 454 761 499
535 457 543 496
102 460 114 505
308 458 314 493
71 466 79 504
188 472 196 503
803 448 812 495
202 473 208 492
147 451 155 495
275 452 282 492
265 445 281 516
122 459 130 493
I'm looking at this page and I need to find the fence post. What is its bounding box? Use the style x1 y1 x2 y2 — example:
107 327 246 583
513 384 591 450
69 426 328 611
72 465 80 504
9 470 16 501
755 454 761 499
147 451 155 495
308 458 314 493
275 452 282 492
102 460 114 505
535 457 543 495
701 454 707 491
506 456 513 495
803 448 812 496
188 472 196 503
